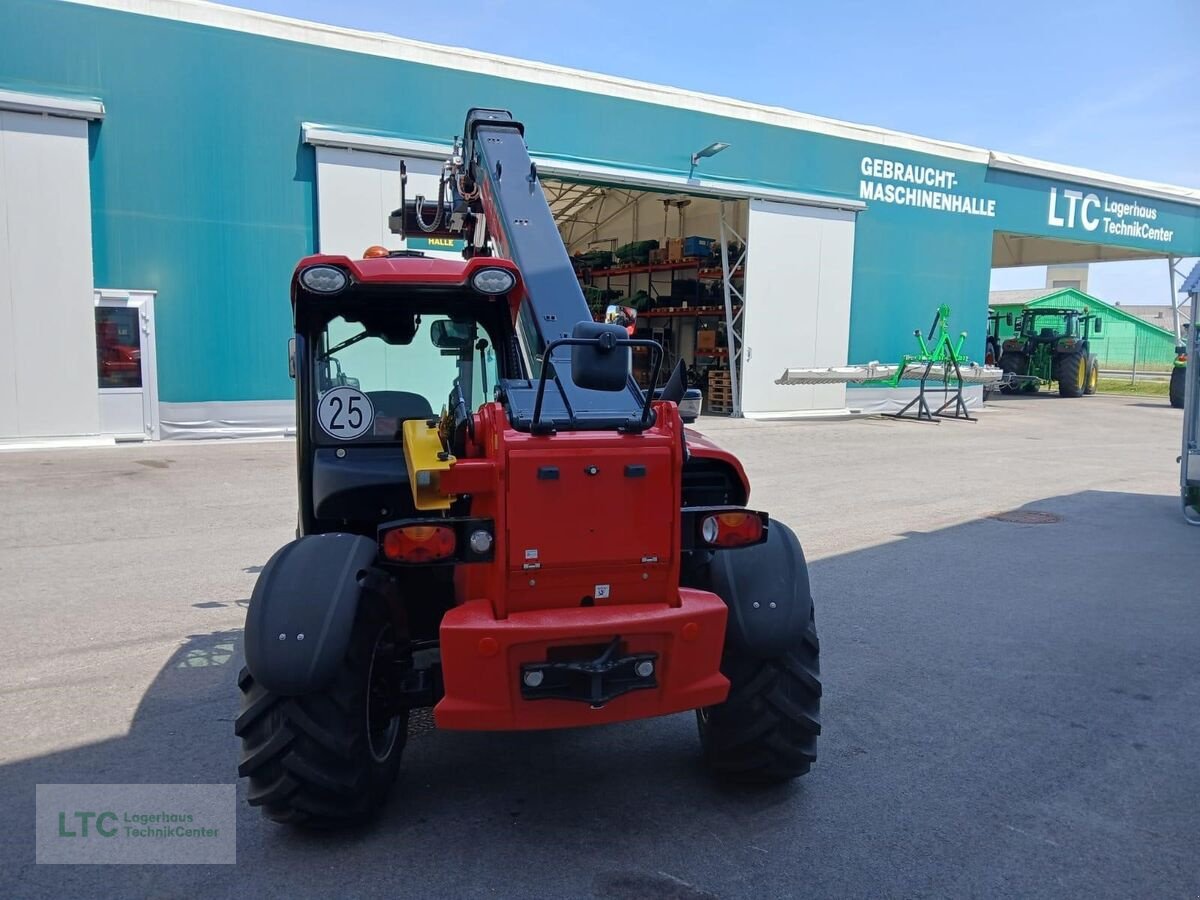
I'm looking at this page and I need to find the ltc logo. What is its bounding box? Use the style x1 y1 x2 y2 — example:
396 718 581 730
58 811 118 837
1047 187 1100 232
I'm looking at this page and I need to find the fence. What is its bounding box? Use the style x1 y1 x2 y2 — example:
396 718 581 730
1093 325 1178 377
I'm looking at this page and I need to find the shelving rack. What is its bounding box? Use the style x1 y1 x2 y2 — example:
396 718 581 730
576 255 744 412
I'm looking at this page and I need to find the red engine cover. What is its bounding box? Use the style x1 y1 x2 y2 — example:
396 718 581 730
505 447 674 568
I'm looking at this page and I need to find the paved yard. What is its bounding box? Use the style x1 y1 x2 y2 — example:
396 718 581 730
1 394 1196 898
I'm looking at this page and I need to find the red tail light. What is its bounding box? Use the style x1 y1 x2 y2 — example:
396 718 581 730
701 512 764 548
382 525 457 562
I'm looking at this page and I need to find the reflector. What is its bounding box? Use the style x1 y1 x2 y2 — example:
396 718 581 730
382 525 457 562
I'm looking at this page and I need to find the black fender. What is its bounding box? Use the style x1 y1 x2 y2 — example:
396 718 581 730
243 533 379 695
708 520 813 659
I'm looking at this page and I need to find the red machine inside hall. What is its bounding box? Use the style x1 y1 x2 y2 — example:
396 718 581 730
236 110 821 829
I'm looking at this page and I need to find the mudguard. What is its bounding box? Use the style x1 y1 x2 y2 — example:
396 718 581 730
243 533 379 695
708 520 813 659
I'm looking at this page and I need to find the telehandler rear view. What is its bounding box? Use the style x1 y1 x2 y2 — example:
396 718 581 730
236 110 821 827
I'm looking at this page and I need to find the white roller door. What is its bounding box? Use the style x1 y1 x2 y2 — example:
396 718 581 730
740 200 856 417
0 109 99 440
314 147 462 259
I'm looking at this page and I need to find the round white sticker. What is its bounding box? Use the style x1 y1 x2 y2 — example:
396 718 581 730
317 386 374 440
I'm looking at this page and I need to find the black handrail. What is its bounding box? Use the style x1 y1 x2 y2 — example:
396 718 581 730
531 336 664 432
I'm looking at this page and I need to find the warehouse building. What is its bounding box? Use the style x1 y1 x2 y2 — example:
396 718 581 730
2 0 1199 444
989 288 1182 372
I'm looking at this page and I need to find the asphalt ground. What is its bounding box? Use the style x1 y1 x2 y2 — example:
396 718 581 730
1 392 1196 898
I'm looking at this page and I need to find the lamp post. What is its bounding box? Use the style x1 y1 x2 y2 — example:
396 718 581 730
689 141 730 180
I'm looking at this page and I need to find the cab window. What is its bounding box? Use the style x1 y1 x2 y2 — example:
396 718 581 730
313 315 498 443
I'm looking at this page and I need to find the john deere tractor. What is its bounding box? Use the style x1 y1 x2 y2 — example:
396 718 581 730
1169 324 1189 409
999 307 1101 398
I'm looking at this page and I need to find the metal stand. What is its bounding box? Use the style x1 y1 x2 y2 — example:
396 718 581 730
889 306 976 423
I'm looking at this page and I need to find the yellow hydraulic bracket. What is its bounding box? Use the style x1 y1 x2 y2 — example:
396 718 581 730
401 419 455 511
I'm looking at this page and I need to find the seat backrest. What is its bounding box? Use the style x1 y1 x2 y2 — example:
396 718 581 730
367 390 434 422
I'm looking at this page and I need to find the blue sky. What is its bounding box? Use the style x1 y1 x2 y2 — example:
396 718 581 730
223 0 1199 305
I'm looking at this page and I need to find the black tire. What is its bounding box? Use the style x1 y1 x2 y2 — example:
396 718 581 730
999 352 1028 394
1084 356 1099 395
697 605 821 782
1170 365 1186 409
1057 350 1087 398
236 600 407 828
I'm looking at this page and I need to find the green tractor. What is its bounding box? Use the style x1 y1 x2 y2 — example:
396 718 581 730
1169 324 1188 409
999 307 1102 398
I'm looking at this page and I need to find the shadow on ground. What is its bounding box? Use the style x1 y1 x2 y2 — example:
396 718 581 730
4 490 1197 899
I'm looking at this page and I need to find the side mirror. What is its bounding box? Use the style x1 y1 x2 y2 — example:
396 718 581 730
570 322 630 392
678 388 702 423
430 319 474 350
1092 319 1102 334
287 338 296 379
1005 313 1013 327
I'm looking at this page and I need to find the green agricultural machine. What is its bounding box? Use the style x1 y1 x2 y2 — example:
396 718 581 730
1169 324 1188 410
999 307 1101 398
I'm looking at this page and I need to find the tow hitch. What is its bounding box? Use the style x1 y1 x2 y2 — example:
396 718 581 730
520 637 658 707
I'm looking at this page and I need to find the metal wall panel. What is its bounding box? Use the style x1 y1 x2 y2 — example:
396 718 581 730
315 148 460 259
0 111 98 439
740 201 855 417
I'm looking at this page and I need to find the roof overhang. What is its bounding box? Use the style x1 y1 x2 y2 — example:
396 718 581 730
303 124 864 211
60 2 1200 208
992 231 1170 268
988 152 1200 208
0 88 105 120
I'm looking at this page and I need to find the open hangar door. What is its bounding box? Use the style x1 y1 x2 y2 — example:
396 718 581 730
545 176 861 418
546 182 744 416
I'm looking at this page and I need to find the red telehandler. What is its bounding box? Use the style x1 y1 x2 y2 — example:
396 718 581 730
236 109 821 827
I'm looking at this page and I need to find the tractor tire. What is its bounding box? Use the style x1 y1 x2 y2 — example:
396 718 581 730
697 605 821 783
1057 350 1087 398
1170 366 1186 409
1084 356 1099 395
999 352 1028 394
236 600 407 828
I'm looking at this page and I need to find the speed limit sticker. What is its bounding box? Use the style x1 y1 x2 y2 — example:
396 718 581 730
317 387 374 440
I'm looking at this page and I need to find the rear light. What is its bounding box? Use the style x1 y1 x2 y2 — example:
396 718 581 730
700 511 764 548
382 525 457 563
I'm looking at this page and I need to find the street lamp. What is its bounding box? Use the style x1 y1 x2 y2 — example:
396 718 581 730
689 141 730 179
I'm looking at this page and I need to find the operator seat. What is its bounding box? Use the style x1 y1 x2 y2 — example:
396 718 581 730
1038 328 1057 343
366 390 434 422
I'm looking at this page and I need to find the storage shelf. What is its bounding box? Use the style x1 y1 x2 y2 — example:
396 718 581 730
579 261 744 280
698 266 744 281
639 305 736 318
581 261 701 278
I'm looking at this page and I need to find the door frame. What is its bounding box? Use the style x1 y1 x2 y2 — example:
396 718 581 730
94 289 160 440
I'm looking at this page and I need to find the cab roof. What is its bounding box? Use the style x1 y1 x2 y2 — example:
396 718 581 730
292 253 519 286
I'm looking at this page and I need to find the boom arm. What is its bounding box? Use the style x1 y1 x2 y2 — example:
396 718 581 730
390 108 646 428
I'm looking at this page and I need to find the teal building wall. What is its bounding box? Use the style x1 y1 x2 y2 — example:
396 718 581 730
3 0 1198 404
